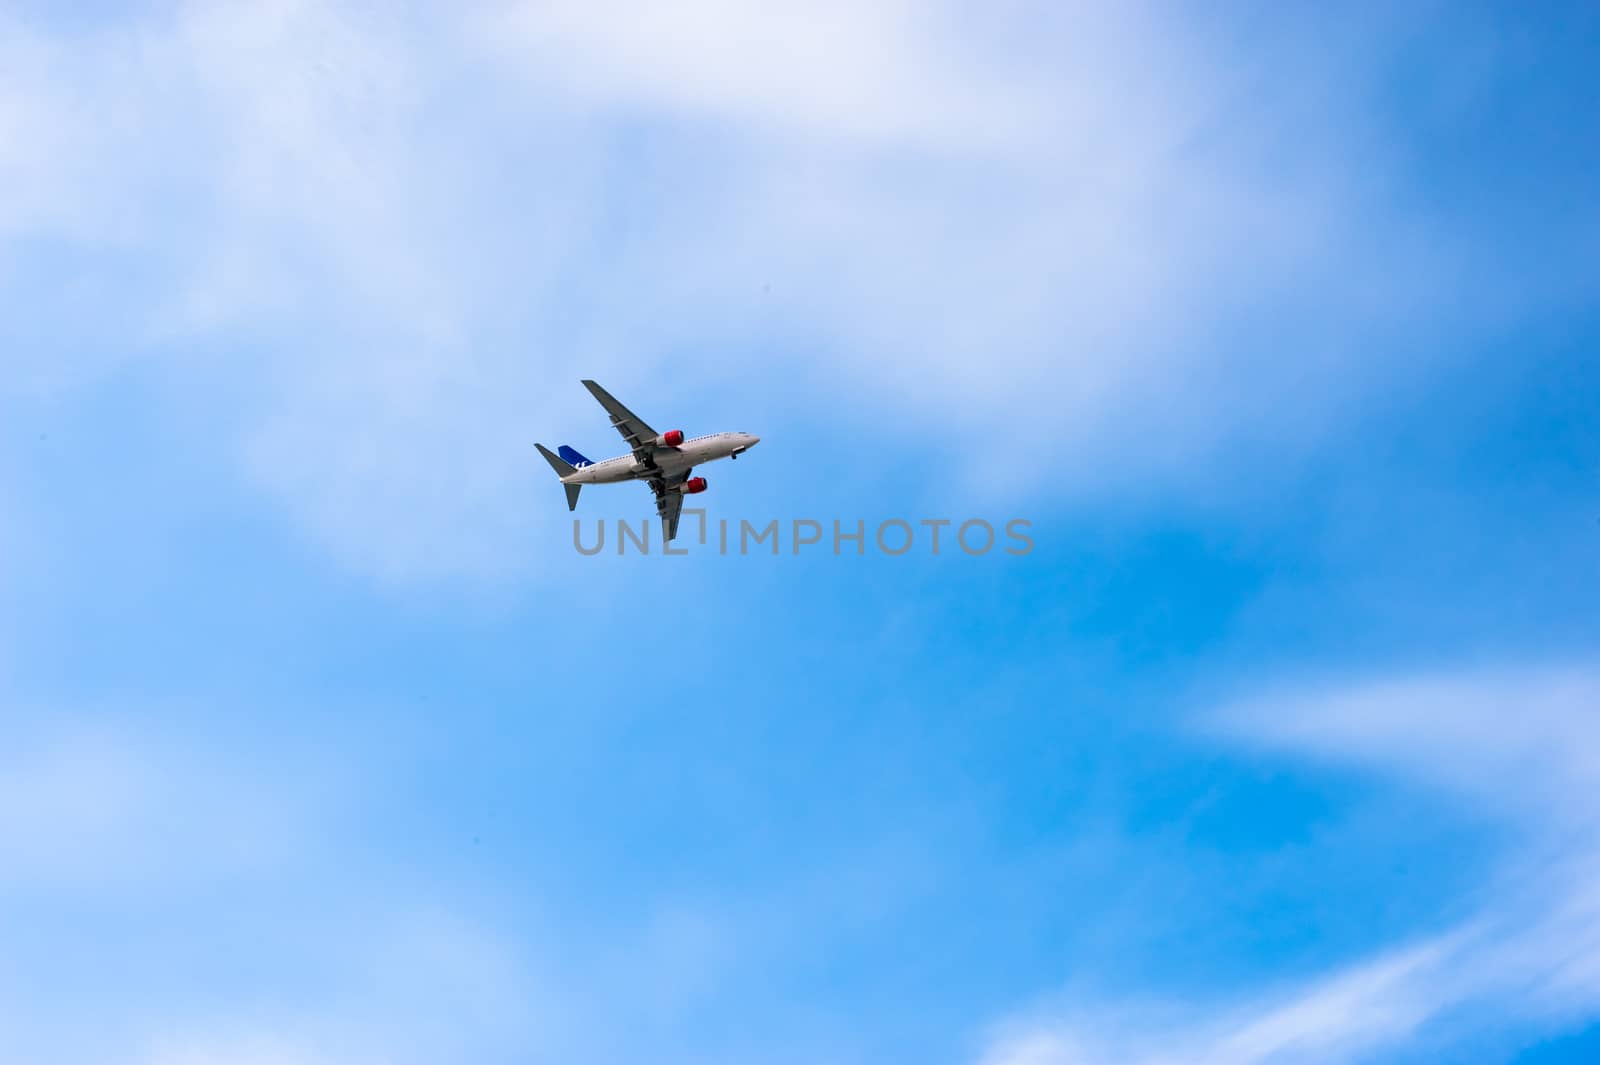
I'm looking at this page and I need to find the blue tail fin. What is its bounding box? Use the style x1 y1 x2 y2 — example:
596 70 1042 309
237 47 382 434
558 445 593 469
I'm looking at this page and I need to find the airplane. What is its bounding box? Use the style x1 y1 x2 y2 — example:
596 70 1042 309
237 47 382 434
536 379 760 542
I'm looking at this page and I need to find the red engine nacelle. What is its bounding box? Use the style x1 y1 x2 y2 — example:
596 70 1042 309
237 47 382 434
658 429 685 447
682 476 708 494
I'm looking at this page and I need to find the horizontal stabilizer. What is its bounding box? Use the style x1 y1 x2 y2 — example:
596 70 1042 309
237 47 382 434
565 483 581 511
535 443 575 477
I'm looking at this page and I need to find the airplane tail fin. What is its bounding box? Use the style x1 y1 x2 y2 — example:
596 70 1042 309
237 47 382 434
558 445 593 468
535 443 582 512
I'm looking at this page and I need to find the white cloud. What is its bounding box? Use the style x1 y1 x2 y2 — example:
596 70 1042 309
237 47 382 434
1214 668 1600 826
476 0 1046 150
0 708 552 1065
132 906 547 1065
0 3 1526 578
973 668 1600 1065
980 937 1461 1065
146 1036 337 1065
0 720 317 887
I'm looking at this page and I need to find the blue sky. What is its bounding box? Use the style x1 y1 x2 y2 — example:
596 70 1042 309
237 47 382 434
3 3 1599 1063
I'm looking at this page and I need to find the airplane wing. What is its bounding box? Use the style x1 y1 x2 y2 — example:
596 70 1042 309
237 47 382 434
649 471 690 543
582 379 659 464
580 380 688 540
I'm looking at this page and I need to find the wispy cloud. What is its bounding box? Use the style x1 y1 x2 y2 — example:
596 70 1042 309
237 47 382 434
0 707 551 1064
974 667 1600 1065
127 904 547 1065
0 3 1551 579
0 719 316 888
476 0 1047 150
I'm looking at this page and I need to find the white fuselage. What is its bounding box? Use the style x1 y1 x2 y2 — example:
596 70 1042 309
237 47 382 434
561 432 760 485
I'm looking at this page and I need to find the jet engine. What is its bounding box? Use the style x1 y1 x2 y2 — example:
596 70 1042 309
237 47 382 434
656 430 685 447
680 476 708 494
